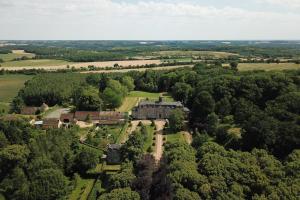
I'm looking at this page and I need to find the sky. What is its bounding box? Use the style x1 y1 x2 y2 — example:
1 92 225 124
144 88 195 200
0 0 300 40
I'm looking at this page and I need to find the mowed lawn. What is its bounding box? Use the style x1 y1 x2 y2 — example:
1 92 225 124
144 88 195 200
235 63 300 71
68 176 95 200
1 59 71 67
118 91 175 112
0 74 33 102
166 132 186 143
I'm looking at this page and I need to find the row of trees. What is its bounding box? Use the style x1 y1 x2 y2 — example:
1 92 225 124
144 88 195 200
155 141 300 199
0 119 102 200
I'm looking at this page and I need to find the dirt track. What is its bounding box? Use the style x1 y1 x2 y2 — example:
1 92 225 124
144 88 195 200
153 120 166 162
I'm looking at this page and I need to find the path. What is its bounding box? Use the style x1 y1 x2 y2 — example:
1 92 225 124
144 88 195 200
153 120 166 162
182 131 193 144
120 120 151 144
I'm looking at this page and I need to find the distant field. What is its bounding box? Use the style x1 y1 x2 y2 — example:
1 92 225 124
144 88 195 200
0 74 33 102
153 50 238 58
1 59 71 67
232 63 300 71
0 50 35 62
1 59 161 69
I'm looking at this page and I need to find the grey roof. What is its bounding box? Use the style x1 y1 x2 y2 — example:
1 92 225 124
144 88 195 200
139 101 183 107
108 144 122 150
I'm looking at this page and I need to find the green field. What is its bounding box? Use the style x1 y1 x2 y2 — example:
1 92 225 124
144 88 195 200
117 97 139 112
224 63 300 71
1 59 71 67
0 52 35 62
0 74 33 102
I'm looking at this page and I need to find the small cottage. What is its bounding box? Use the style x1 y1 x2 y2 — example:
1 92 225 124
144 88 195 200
106 144 122 164
42 118 61 129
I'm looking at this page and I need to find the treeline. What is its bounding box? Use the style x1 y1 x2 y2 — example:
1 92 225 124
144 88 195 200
22 46 127 62
0 119 102 200
12 73 135 112
153 141 300 199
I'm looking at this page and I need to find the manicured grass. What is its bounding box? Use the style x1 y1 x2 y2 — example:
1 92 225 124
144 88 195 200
69 175 95 200
0 52 35 62
0 74 33 102
225 63 300 71
166 132 186 143
1 59 71 67
117 97 139 112
128 91 174 102
143 126 155 152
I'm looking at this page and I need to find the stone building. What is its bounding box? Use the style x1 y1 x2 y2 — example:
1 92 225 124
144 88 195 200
132 97 189 120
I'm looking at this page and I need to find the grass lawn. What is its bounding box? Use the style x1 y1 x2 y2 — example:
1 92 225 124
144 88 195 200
117 97 139 112
69 175 95 200
1 59 71 67
0 52 35 62
165 132 186 143
0 75 33 111
128 91 174 102
115 122 129 144
0 193 5 200
226 63 300 71
143 126 155 152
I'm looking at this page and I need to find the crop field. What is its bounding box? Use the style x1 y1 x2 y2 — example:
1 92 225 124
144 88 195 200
226 63 300 71
0 75 33 102
0 50 35 62
1 59 161 69
1 59 71 68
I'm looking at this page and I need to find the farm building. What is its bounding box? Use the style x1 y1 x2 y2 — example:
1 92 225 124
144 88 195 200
60 111 126 126
20 103 49 115
42 118 62 129
106 144 122 164
132 97 189 119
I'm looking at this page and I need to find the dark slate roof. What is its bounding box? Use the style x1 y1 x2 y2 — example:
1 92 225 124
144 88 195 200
108 144 122 150
139 101 183 107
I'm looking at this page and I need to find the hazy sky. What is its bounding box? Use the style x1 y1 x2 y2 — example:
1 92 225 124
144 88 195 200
0 0 300 40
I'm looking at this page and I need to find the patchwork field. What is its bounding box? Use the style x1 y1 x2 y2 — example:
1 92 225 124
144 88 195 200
0 50 35 62
229 63 300 71
152 50 239 58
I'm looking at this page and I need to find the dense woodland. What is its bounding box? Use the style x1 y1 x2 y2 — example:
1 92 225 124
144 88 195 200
2 61 300 199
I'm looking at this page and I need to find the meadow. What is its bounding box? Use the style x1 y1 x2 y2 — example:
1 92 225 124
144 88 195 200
0 74 33 113
226 63 300 71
